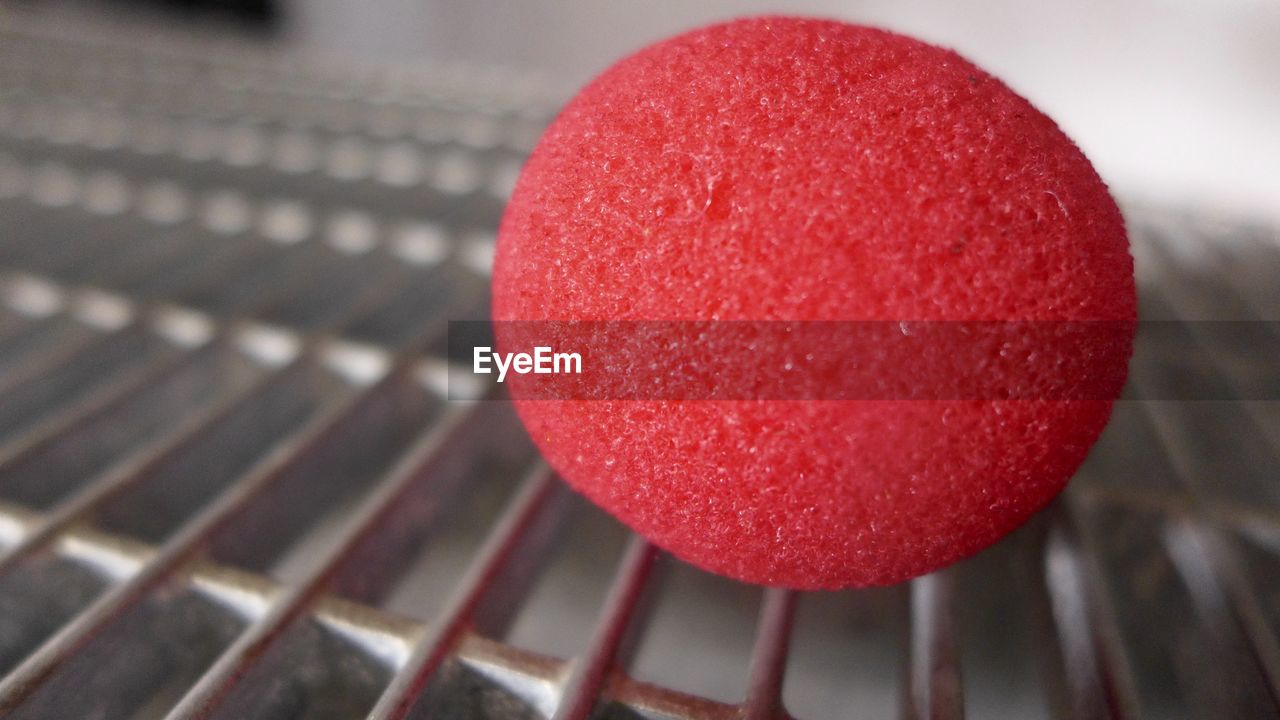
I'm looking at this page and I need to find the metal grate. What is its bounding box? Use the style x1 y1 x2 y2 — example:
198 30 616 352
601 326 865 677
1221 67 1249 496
1 8 1279 720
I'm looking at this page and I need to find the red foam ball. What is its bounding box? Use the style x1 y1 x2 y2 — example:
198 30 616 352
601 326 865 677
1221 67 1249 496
492 17 1135 589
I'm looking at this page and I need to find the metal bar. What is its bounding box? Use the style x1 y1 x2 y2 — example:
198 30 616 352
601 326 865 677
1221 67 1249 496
1128 396 1280 711
741 587 797 720
0 327 191 473
0 358 390 714
1132 226 1280 455
319 263 419 338
367 465 560 720
1047 499 1143 720
0 318 99 397
0 69 539 159
1126 226 1280 710
0 165 396 332
1185 521 1280 709
0 349 284 578
1161 517 1280 710
190 247 332 320
1013 516 1079 720
257 256 407 334
2 262 411 381
160 396 487 719
552 535 659 720
903 571 964 720
0 180 465 358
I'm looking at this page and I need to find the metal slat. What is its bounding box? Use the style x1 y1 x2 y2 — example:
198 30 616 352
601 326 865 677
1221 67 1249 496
367 466 562 720
1128 399 1280 712
1123 224 1280 713
0 340 268 512
160 396 486 719
0 345 281 577
0 155 471 345
0 63 545 157
903 572 964 720
1161 517 1280 712
1132 224 1280 452
1038 504 1141 720
741 588 798 720
0 98 513 228
1189 522 1280 704
0 149 455 324
0 359 387 713
0 315 100 394
552 536 660 720
0 326 190 474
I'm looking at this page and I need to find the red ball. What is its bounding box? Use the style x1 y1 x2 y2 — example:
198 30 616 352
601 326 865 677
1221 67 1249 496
492 17 1134 588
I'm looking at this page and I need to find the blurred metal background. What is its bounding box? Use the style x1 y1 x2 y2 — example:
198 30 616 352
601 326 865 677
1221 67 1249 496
0 3 1278 720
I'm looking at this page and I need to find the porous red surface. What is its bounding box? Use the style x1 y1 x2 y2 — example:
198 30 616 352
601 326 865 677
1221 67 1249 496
492 17 1135 588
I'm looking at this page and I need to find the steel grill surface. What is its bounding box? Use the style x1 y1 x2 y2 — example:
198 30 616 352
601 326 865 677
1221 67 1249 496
0 8 1278 720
